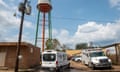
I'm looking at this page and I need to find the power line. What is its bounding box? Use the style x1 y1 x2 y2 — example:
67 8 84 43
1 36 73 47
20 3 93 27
51 16 116 23
26 14 116 23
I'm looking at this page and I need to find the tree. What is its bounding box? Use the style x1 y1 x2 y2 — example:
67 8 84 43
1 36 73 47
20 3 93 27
75 43 88 50
45 39 52 50
52 39 61 48
45 38 61 50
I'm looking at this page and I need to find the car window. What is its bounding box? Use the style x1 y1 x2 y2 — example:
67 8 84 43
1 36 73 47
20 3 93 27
43 54 56 61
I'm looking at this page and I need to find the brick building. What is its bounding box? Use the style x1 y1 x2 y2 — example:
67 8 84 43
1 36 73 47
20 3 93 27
0 42 40 69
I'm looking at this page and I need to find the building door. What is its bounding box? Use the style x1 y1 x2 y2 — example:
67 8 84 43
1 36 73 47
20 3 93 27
0 49 6 66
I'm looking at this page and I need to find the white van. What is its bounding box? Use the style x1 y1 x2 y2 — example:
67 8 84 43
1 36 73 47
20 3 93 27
41 50 70 71
81 48 112 69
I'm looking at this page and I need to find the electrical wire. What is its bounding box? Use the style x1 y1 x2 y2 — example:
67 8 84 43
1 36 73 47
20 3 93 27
51 16 116 23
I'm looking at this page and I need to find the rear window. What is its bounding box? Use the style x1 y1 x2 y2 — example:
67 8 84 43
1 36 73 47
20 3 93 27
43 54 56 61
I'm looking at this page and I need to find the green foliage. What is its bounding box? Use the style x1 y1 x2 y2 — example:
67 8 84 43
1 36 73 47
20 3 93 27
45 38 60 50
75 43 88 50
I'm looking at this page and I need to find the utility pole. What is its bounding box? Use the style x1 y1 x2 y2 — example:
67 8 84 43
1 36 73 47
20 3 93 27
15 0 31 72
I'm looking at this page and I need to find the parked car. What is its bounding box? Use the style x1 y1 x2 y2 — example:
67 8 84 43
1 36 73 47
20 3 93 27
72 56 81 62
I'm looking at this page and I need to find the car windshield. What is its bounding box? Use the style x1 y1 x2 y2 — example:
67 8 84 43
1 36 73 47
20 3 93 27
90 52 105 57
43 54 56 61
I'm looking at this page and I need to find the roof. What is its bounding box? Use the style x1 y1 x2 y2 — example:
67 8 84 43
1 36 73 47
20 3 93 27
0 42 40 49
102 43 120 48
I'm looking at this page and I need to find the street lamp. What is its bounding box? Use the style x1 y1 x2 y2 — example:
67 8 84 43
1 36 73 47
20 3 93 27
15 0 31 72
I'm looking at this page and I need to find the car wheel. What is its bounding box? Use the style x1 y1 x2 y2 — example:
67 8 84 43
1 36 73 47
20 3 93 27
67 63 70 69
91 64 95 70
88 62 95 70
78 59 81 62
88 62 92 68
56 67 63 72
108 66 112 69
82 61 85 64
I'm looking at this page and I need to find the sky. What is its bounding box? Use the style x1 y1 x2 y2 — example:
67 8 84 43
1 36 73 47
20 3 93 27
0 0 120 49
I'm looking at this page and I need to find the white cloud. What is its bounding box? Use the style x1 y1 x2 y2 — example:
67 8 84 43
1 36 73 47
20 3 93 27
109 0 120 9
52 20 120 48
74 22 117 42
4 34 34 44
0 0 8 8
9 0 15 2
0 0 34 43
110 0 120 7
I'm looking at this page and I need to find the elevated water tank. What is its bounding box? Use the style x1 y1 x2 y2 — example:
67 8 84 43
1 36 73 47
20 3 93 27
37 0 52 13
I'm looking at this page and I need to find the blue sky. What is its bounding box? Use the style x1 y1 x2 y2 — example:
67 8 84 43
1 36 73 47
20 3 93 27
0 0 120 48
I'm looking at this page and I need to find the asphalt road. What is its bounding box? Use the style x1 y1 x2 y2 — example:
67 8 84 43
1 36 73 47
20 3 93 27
37 68 120 72
35 61 120 72
36 68 84 72
36 67 120 72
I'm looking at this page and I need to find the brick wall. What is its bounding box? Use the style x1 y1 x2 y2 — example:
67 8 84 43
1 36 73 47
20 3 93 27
0 42 40 69
5 46 16 68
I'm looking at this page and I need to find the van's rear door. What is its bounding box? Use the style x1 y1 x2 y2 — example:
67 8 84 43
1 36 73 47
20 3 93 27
42 54 56 68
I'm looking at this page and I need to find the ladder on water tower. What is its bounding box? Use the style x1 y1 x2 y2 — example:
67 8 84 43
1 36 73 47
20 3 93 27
35 11 52 48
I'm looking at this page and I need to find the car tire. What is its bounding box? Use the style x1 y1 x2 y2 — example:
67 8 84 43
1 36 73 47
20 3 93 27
56 67 63 72
88 62 92 68
78 59 81 62
82 61 85 64
108 66 112 69
67 63 70 69
91 64 95 70
88 62 95 70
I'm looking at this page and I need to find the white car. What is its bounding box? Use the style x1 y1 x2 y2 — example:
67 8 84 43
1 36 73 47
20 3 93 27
72 56 81 62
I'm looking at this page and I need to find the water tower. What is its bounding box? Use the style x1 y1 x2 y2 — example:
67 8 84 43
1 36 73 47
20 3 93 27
37 0 52 52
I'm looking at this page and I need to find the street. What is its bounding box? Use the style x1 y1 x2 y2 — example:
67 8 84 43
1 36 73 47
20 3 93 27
36 68 120 72
34 61 120 72
0 61 120 72
36 68 82 72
